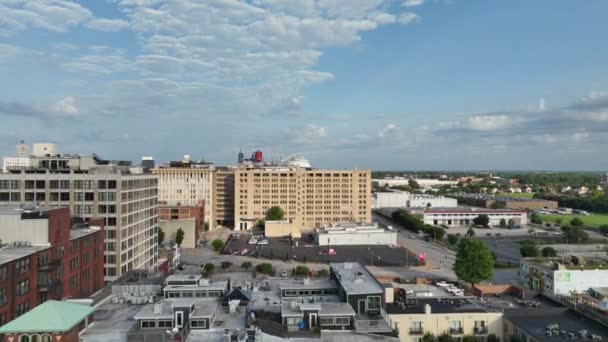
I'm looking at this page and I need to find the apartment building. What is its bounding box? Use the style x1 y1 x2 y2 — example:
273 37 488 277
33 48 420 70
153 156 215 228
234 165 371 232
213 167 235 228
0 207 104 326
0 143 158 281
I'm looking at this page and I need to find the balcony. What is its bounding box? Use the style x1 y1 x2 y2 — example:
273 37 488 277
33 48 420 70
474 327 488 335
38 259 61 271
38 279 61 292
449 327 464 335
409 328 424 335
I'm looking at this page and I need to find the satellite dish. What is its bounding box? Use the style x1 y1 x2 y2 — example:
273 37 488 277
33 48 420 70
172 327 179 334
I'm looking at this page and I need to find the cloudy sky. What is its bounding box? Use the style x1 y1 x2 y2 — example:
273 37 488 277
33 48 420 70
1 0 608 171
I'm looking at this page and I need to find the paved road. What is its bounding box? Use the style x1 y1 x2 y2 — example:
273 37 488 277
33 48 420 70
372 212 457 280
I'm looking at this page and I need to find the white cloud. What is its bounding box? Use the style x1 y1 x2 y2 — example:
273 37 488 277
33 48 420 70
403 0 425 7
0 44 20 60
397 12 420 25
467 114 513 131
85 18 130 32
378 123 399 138
63 46 134 74
51 96 79 117
0 0 92 33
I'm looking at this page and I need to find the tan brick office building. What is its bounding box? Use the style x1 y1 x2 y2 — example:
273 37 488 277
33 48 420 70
234 166 371 234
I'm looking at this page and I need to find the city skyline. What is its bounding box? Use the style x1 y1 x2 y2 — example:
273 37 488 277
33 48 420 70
1 0 608 170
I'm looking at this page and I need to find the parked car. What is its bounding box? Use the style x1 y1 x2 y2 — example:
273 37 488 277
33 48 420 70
232 233 240 239
281 270 289 277
248 238 258 245
409 235 416 239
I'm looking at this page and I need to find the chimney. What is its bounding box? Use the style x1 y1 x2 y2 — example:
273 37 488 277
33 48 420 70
424 304 431 315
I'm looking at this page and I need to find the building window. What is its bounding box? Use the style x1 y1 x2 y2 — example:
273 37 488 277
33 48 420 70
335 317 350 325
141 320 156 328
191 320 207 329
285 317 300 325
16 280 29 296
366 296 381 314
0 266 6 280
319 317 334 325
449 321 463 334
0 288 7 305
158 320 172 328
15 301 29 317
410 321 423 335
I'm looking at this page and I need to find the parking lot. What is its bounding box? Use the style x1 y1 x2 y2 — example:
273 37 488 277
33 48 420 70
223 234 421 267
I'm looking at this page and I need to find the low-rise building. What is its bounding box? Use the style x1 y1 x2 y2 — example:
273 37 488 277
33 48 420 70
519 258 608 296
315 222 397 246
402 207 528 227
0 300 95 342
386 299 504 342
372 191 457 209
453 192 558 210
159 201 205 249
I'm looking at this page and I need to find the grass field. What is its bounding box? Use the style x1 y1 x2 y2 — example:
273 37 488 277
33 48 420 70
498 192 535 199
538 213 608 227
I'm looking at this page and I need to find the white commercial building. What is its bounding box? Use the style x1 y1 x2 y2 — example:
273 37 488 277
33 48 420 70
2 141 31 173
520 258 608 296
373 178 457 189
315 222 397 246
372 191 457 209
415 207 527 227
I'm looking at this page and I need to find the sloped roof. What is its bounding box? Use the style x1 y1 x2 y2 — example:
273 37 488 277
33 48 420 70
0 300 94 333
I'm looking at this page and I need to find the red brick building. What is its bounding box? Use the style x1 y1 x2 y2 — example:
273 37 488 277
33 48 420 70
0 207 104 325
158 201 204 248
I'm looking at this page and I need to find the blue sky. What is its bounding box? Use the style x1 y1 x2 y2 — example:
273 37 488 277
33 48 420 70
1 0 608 171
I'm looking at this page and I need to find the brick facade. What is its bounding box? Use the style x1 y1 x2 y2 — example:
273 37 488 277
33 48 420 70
0 208 104 325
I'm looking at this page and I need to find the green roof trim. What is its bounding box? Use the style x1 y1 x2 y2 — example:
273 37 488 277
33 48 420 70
0 300 94 334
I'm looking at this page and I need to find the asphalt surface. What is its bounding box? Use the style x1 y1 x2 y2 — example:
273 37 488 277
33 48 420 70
223 235 420 267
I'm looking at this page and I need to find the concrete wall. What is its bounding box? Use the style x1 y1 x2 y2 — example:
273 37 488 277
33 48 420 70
159 219 197 249
0 215 49 245
265 221 301 238
373 193 457 209
553 269 608 295
389 311 503 342
316 231 397 246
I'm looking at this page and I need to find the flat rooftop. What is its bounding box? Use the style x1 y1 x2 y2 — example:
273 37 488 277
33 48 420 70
453 192 556 203
70 226 101 240
330 262 383 295
0 206 58 216
504 307 608 341
135 299 218 320
420 207 526 214
281 301 355 317
279 278 336 291
0 245 51 265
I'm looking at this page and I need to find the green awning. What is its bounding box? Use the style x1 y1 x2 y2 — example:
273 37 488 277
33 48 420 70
0 300 94 333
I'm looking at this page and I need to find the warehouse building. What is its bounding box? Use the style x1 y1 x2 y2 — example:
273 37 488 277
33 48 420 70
315 222 397 246
372 191 457 209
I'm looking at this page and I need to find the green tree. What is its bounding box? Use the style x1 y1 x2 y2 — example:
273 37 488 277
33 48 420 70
255 219 265 231
466 227 476 238
316 269 329 277
175 228 185 246
520 244 539 257
392 211 423 232
598 224 608 235
158 228 165 246
561 225 589 243
508 218 516 228
486 334 500 342
437 333 454 342
256 263 274 275
220 261 232 270
541 246 557 257
462 336 476 342
472 214 490 228
295 266 310 276
454 238 494 286
266 206 285 221
421 333 436 342
211 239 225 252
241 261 252 271
555 218 563 225
530 212 543 225
408 179 420 189
499 218 506 228
447 234 459 245
203 263 215 276
570 217 584 227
